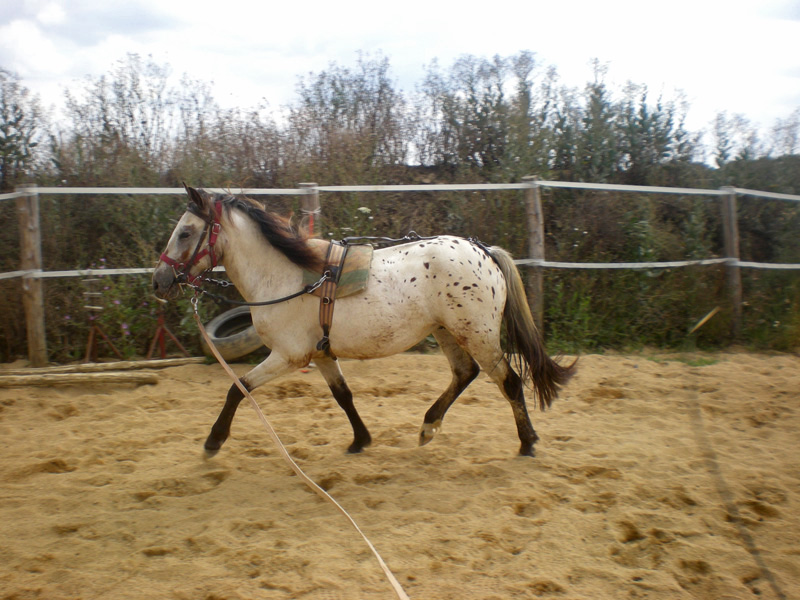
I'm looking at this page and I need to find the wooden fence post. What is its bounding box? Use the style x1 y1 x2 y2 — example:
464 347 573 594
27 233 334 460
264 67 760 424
16 184 47 366
720 186 742 339
523 176 545 331
299 182 320 236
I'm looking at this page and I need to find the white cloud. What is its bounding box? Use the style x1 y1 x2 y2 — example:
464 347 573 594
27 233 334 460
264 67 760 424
36 2 66 25
0 0 797 134
0 19 71 76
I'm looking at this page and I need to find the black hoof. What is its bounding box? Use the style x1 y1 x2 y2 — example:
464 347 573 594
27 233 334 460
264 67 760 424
204 434 224 457
519 444 536 457
346 444 364 454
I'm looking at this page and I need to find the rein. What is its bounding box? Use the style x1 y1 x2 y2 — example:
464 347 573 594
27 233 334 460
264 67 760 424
172 227 447 309
161 199 331 306
162 201 485 310
185 272 330 307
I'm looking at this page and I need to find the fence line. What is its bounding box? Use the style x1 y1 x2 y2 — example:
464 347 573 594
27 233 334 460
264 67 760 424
3 181 799 283
4 180 799 365
5 182 799 201
6 257 800 283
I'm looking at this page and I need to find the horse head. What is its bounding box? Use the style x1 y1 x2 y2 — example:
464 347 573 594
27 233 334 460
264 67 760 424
153 186 224 299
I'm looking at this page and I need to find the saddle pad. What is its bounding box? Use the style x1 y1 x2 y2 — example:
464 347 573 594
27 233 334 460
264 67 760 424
302 240 374 299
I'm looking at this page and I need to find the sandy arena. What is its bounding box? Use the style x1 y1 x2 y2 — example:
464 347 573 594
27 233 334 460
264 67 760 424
1 351 798 599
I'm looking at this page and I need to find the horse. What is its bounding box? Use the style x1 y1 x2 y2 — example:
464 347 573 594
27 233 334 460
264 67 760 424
153 186 576 457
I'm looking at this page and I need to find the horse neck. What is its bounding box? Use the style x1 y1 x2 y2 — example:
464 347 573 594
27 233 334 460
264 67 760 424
220 212 301 302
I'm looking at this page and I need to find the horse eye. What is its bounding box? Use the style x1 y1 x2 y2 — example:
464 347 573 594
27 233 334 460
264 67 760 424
179 231 191 240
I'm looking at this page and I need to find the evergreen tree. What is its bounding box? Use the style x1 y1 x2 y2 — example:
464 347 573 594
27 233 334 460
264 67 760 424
0 68 42 191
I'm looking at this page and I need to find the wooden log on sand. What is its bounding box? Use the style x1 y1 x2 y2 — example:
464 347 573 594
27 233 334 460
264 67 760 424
0 372 159 388
0 357 204 377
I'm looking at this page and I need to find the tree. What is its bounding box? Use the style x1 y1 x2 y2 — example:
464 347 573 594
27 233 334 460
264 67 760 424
617 84 678 185
574 61 619 183
768 108 799 157
0 68 42 191
51 54 176 186
286 52 407 183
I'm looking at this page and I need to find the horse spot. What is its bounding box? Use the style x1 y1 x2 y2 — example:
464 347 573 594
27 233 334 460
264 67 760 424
472 283 478 287
462 286 471 291
410 277 416 283
424 262 430 269
457 304 463 307
491 287 496 298
454 282 460 286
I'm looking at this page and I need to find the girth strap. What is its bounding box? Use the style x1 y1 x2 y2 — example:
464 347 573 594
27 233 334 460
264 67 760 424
316 240 349 356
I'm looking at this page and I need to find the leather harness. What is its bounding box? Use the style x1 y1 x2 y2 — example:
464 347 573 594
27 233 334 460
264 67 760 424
161 200 444 360
315 240 348 357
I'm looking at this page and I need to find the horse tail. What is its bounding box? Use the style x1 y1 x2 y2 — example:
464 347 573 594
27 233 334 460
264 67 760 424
488 246 577 410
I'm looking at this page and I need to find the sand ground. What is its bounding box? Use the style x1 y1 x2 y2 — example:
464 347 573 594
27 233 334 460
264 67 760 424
1 351 798 599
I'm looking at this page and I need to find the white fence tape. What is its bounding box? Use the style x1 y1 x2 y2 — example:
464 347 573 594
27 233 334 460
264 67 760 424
2 183 798 281
4 258 800 282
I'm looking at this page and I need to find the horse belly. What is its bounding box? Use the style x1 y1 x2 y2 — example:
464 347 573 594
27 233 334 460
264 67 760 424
330 237 506 359
331 291 438 359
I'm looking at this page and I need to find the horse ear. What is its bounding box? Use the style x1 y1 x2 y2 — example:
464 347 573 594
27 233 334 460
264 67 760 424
184 184 206 211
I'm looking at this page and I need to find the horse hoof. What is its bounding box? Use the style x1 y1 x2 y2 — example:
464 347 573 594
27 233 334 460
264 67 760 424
518 445 536 457
418 421 441 446
346 444 364 454
204 437 222 457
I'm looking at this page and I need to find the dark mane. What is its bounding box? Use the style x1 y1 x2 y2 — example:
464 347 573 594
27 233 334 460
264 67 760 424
219 195 324 271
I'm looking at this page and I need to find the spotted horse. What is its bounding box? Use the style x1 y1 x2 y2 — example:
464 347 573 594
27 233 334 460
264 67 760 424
153 187 576 457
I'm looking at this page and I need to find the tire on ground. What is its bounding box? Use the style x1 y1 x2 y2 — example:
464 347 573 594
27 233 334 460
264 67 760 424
200 307 268 361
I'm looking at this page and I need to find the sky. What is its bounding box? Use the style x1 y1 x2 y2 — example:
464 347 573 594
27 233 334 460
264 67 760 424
1 0 799 137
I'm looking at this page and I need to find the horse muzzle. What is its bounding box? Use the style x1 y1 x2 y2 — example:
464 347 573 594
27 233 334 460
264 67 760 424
152 264 181 300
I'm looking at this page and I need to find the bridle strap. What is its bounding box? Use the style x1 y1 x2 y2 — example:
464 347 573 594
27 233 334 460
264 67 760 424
160 200 223 284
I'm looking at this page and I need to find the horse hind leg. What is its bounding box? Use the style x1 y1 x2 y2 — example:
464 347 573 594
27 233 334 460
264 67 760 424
486 358 539 456
419 328 480 447
315 356 372 453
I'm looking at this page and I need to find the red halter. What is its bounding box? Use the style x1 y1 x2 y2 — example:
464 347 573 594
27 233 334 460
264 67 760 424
160 200 223 285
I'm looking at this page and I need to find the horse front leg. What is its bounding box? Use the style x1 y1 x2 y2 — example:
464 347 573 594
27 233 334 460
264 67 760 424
314 356 372 453
204 354 295 456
